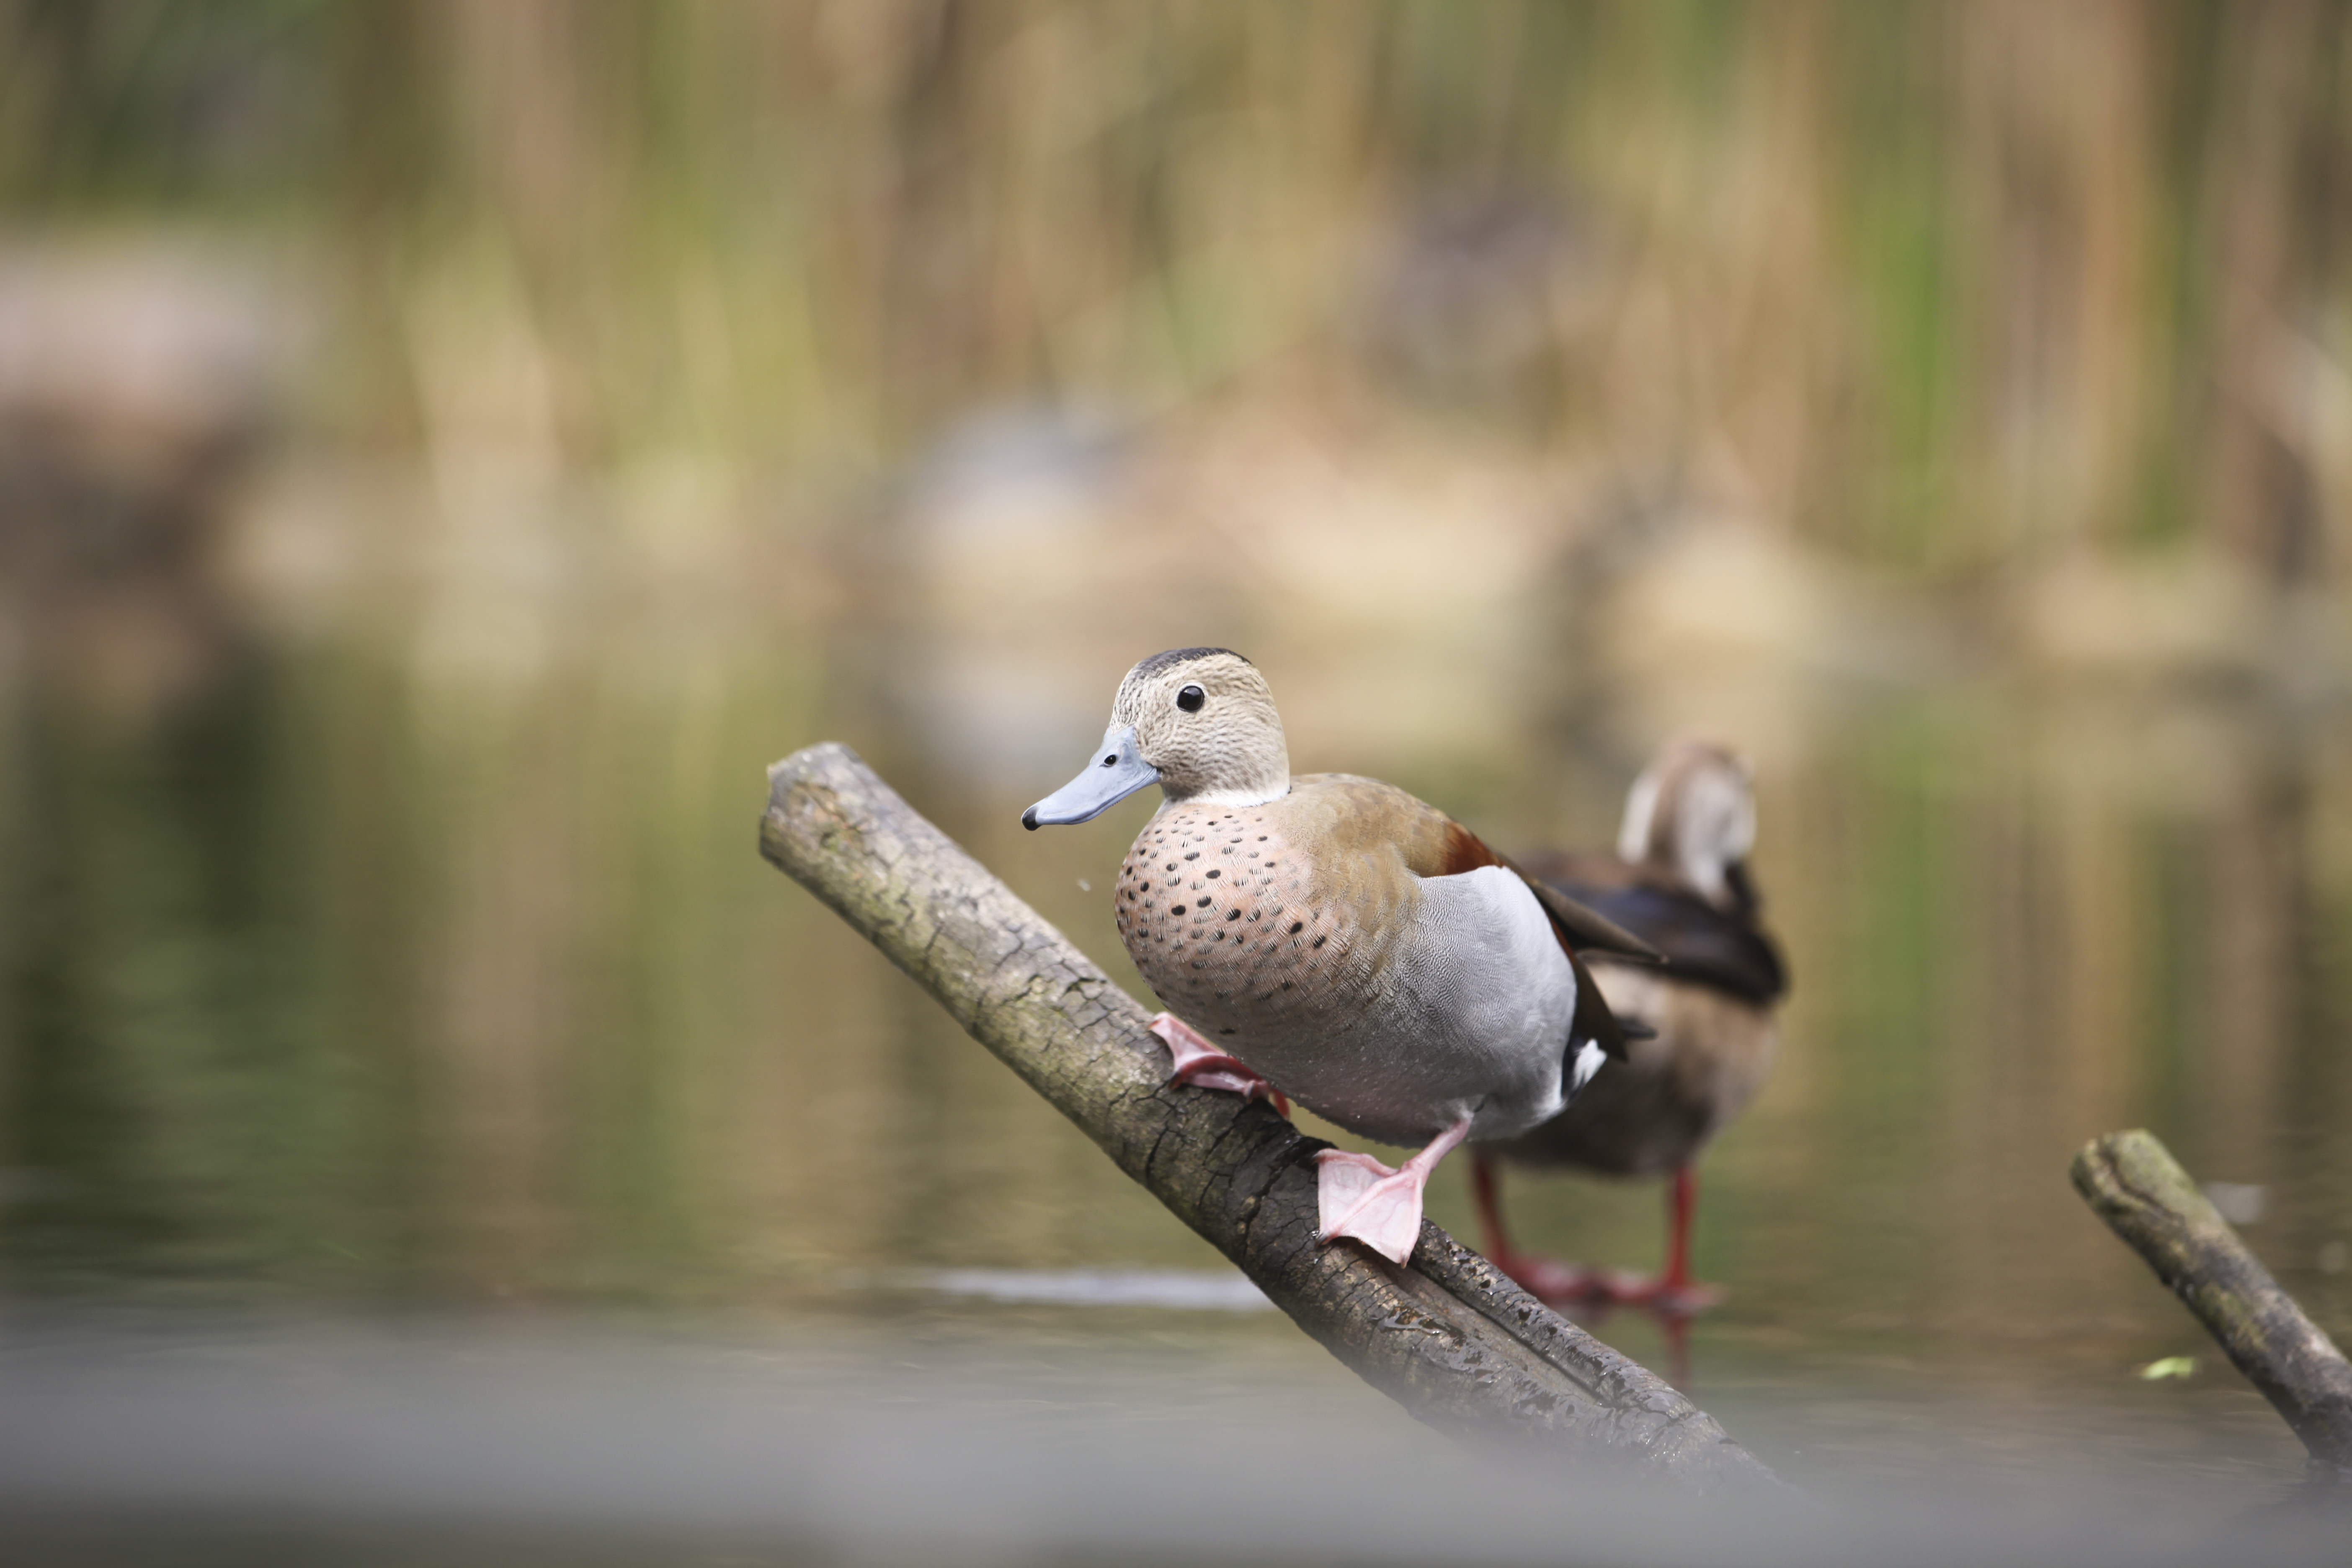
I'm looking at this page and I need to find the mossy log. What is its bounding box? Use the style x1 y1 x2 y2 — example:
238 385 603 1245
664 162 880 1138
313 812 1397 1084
2071 1129 2352 1472
760 741 1786 1495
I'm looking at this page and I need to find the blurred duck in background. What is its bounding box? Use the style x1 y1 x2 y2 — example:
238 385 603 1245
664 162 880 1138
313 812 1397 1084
1473 741 1787 1312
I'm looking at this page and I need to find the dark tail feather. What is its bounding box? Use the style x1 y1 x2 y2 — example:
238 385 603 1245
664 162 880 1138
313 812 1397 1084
1568 949 1648 1061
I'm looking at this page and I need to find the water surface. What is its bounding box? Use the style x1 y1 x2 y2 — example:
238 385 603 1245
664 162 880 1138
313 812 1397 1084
3 477 2348 1553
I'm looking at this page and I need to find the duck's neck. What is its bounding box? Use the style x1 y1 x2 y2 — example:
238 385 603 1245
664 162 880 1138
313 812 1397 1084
1620 774 1748 908
1163 740 1292 808
1155 716 1291 810
1667 837 1736 907
1172 776 1293 810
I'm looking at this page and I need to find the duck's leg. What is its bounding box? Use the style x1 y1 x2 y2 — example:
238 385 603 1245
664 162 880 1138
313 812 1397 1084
1314 1115 1473 1265
1661 1164 1698 1295
1468 1151 1598 1302
1648 1164 1721 1311
1593 1165 1720 1311
1148 1014 1290 1117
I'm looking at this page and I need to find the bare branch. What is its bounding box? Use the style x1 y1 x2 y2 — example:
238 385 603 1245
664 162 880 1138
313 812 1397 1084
2071 1129 2352 1472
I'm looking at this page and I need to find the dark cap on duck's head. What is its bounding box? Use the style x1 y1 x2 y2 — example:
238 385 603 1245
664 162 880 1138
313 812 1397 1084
1127 645 1251 680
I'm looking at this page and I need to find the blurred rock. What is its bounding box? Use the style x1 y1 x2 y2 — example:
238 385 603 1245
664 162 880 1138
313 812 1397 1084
0 242 293 720
1582 497 1959 775
882 404 1146 787
2014 549 2272 681
875 390 1592 794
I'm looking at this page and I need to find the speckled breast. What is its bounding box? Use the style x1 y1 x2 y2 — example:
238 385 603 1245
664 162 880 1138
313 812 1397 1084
1113 797 1574 1146
1113 800 1362 1057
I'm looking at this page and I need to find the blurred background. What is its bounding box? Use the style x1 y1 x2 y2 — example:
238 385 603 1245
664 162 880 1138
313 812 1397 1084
3 1 2351 1558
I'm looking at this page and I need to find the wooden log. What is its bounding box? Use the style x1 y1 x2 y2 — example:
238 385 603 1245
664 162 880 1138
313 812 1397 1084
2071 1129 2352 1472
761 742 1788 1495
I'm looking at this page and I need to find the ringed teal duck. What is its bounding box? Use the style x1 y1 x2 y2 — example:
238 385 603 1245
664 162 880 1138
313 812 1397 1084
1022 647 1657 1265
1473 740 1787 1309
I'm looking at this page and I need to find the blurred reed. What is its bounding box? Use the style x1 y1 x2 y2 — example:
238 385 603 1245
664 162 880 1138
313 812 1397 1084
1 0 2345 586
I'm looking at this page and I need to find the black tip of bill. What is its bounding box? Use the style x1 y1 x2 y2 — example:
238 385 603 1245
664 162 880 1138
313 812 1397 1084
1021 807 1040 831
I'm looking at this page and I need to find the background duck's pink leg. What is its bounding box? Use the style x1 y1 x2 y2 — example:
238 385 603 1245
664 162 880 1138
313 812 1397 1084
1592 1164 1720 1311
1661 1164 1697 1293
1314 1115 1472 1265
1469 1152 1596 1303
1644 1164 1721 1311
1148 1013 1290 1117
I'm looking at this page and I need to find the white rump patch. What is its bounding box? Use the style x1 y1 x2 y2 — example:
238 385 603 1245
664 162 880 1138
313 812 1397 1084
1567 1040 1607 1102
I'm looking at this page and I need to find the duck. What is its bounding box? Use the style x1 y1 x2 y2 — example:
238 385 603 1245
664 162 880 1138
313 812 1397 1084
1021 647 1659 1265
1470 741 1787 1310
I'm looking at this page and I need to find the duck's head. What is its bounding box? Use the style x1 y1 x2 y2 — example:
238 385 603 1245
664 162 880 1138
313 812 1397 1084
1617 740 1760 910
1022 647 1291 829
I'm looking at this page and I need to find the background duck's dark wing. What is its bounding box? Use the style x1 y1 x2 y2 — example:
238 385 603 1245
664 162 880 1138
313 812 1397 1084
1421 818 1663 965
1522 851 1788 1005
1512 865 1665 965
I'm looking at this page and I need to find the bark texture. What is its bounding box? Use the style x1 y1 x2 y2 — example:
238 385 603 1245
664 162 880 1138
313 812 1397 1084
2072 1129 2352 1471
761 742 1787 1495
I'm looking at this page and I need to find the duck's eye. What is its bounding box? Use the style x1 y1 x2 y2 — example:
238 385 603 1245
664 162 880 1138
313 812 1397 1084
1177 685 1206 712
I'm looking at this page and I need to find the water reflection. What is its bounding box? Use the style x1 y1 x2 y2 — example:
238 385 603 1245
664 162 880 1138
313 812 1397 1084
910 1267 1274 1312
1 459 2349 1522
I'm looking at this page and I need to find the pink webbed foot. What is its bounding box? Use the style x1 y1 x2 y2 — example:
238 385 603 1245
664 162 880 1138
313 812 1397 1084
1313 1117 1473 1266
1148 1013 1290 1117
1313 1151 1427 1265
